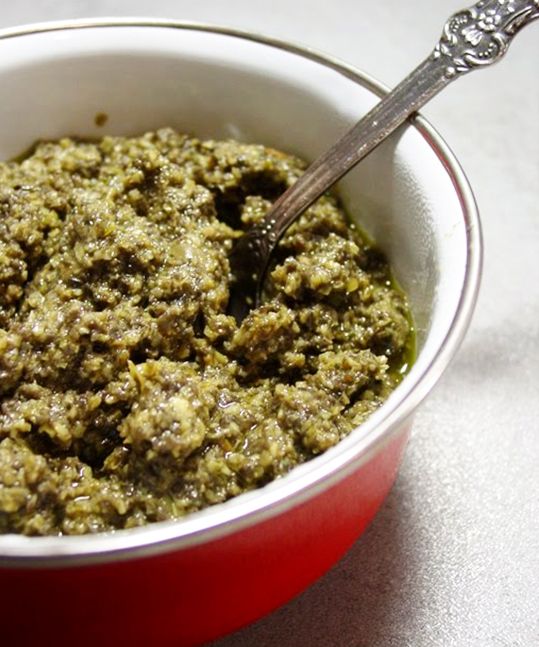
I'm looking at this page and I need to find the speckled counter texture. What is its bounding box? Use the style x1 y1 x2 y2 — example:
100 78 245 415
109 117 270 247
2 1 538 646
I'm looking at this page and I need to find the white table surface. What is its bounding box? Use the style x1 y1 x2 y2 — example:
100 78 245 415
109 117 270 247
2 2 538 646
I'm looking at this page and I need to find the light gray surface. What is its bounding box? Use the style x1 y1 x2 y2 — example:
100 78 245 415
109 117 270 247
2 1 538 646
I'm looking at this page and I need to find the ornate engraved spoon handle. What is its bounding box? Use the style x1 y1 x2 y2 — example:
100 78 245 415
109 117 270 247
237 0 539 294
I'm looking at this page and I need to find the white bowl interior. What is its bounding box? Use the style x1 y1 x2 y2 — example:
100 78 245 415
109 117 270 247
0 25 476 557
0 25 467 360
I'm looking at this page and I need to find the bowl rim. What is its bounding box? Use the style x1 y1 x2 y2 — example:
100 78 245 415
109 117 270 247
0 18 483 567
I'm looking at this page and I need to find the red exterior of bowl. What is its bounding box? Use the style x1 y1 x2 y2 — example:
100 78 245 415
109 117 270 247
0 426 410 646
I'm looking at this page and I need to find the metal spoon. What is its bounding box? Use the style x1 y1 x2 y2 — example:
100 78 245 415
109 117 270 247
228 0 538 322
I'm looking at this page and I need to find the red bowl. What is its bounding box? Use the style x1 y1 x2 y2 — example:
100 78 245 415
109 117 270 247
0 19 481 646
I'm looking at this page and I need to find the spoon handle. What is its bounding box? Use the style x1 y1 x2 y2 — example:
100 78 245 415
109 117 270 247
248 0 539 264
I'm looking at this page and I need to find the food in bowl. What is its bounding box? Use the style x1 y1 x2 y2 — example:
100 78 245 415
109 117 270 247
0 127 412 536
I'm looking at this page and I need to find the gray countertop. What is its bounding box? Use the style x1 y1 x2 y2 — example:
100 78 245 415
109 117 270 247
2 2 538 645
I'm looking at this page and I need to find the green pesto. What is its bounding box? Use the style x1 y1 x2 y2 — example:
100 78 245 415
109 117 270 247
0 128 413 535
